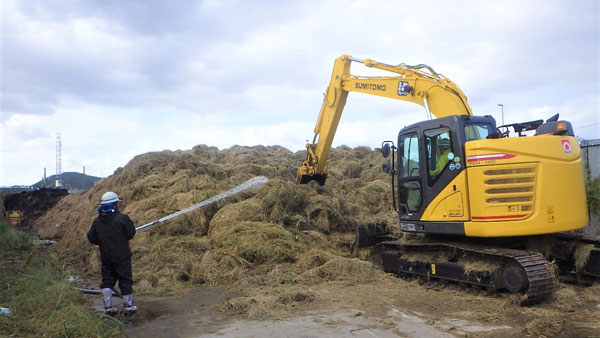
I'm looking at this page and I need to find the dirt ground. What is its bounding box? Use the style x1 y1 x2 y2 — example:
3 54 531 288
83 277 600 338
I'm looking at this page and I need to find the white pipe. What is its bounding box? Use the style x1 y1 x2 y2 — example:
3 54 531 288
135 176 269 232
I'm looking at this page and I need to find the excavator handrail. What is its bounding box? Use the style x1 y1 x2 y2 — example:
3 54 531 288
350 57 443 80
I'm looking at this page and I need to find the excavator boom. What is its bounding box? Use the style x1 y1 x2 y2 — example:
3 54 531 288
295 55 472 185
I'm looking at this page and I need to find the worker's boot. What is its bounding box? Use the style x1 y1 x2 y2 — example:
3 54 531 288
123 294 137 315
102 288 118 315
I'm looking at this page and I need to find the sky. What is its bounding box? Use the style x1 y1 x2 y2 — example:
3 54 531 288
1 0 599 186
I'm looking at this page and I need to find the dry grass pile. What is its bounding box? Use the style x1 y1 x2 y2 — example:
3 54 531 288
220 285 316 320
31 143 600 326
520 283 600 336
34 144 395 303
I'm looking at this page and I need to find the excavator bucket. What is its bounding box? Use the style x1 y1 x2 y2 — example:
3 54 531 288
288 168 327 186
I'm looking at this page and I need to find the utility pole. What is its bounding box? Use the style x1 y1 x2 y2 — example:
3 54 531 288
56 133 62 187
497 104 504 126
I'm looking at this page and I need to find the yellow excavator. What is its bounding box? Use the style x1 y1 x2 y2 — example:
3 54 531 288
293 55 599 302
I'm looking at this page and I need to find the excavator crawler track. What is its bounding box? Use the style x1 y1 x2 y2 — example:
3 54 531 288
377 241 556 303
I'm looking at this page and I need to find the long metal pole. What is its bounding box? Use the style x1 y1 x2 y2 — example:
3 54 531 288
135 176 269 232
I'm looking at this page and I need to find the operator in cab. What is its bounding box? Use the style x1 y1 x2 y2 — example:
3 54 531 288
429 138 452 177
87 191 137 315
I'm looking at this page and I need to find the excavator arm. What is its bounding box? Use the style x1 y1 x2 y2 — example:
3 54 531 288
294 55 473 185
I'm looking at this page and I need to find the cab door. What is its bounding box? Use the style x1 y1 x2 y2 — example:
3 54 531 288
397 128 425 220
396 116 468 224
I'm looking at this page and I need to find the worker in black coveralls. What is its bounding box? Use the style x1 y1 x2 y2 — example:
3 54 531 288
87 191 137 315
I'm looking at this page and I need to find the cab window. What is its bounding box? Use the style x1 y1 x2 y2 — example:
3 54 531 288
425 128 453 185
398 133 422 212
464 123 495 141
400 133 420 178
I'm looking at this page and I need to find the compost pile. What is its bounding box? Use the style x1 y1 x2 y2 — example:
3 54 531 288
4 188 68 227
36 144 395 293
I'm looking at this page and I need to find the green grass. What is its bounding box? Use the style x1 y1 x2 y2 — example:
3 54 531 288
586 176 600 235
586 176 600 215
0 218 33 250
0 219 121 337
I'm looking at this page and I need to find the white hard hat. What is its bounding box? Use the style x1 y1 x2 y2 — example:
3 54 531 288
100 191 121 205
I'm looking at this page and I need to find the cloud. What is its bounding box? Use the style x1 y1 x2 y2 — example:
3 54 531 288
2 114 51 142
1 0 598 185
527 95 600 140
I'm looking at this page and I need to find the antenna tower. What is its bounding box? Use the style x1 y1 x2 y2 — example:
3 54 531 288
56 133 62 187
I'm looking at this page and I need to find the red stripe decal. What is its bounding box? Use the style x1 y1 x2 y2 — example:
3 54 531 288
472 214 527 220
467 153 516 162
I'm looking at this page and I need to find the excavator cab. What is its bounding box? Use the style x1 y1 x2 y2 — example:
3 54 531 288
393 115 495 233
386 114 587 237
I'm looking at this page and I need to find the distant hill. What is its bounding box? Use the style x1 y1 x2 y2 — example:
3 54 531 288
32 172 102 190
